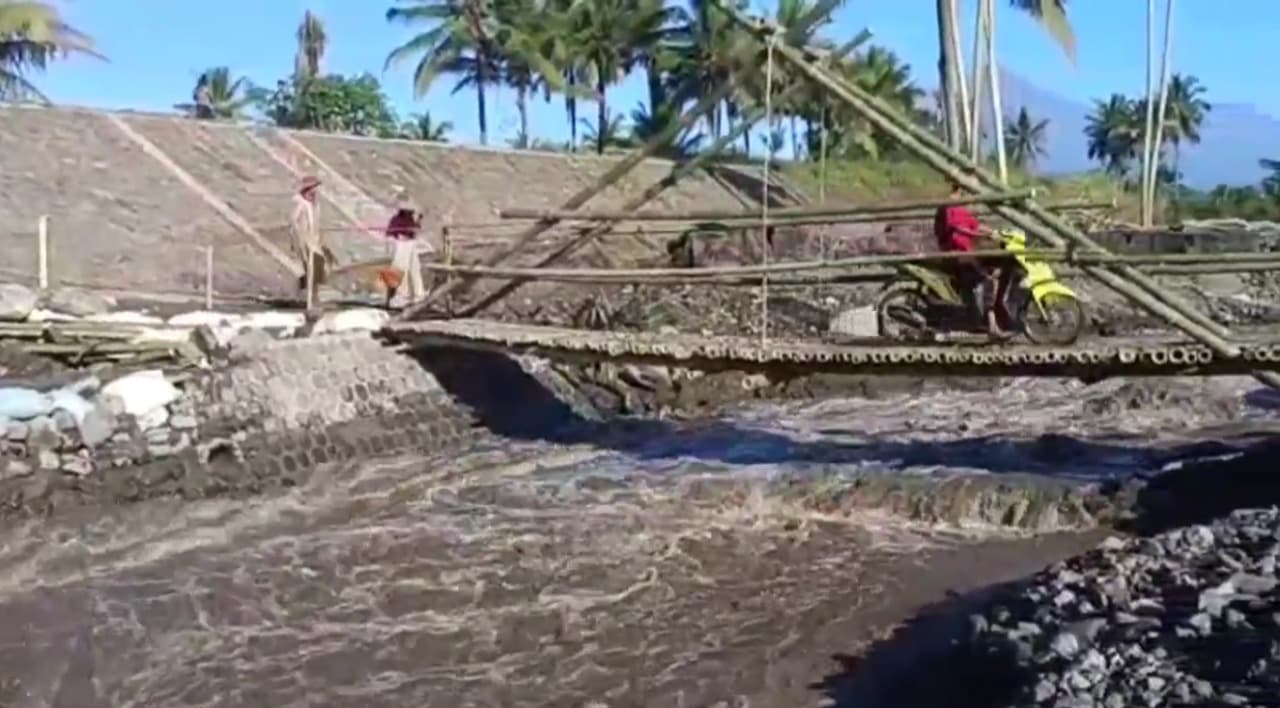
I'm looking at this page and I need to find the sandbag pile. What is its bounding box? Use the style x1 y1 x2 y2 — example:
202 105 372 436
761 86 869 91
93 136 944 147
0 369 199 479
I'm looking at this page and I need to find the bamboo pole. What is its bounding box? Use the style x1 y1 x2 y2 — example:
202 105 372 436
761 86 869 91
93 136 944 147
946 0 972 147
420 248 1280 283
1146 0 1176 225
742 32 1241 358
36 215 49 291
456 27 859 318
1140 0 1158 227
936 0 963 149
985 0 1008 183
398 0 848 323
499 189 1038 223
968 0 989 161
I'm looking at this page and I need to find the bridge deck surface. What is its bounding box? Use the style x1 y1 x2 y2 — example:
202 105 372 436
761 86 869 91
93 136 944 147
385 319 1280 377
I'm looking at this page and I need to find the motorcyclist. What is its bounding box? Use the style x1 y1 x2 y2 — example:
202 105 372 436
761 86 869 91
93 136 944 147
933 182 1013 337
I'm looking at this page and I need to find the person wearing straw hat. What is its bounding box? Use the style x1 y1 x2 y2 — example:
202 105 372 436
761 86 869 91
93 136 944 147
289 175 334 306
382 187 432 308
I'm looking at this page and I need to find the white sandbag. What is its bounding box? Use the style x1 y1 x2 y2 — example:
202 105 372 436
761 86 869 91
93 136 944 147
0 388 53 420
311 308 390 335
241 310 305 331
168 310 243 328
0 283 38 321
100 370 180 420
25 308 78 322
48 388 93 427
88 311 166 326
130 327 196 345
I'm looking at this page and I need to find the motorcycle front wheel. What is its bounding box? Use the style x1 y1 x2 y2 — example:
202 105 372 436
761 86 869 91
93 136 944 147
1021 292 1086 346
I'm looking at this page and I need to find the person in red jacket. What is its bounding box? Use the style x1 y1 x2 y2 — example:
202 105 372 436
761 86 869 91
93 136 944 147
933 182 1012 337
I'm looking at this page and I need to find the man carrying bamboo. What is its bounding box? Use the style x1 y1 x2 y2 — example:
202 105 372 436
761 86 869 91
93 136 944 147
382 188 432 308
290 175 334 307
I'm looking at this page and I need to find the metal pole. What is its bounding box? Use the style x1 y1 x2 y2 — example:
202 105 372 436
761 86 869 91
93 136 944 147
205 245 214 310
37 215 49 291
986 0 1008 183
1146 0 1176 224
1140 0 1158 227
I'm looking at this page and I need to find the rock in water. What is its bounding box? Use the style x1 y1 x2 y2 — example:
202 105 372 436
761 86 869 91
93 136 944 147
46 287 116 316
0 283 37 321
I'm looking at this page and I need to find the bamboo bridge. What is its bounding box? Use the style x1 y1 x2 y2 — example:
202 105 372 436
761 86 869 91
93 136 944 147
378 1 1280 386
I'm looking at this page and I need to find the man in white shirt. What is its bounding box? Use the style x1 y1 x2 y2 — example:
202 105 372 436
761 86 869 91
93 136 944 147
289 175 332 308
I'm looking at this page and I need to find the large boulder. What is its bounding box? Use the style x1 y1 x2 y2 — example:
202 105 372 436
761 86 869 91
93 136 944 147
0 283 38 321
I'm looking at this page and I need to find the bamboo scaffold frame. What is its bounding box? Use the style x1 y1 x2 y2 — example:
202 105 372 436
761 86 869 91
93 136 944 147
716 6 1280 388
395 0 850 322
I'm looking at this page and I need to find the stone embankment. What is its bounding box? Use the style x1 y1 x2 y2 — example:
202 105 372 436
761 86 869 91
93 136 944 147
967 507 1280 707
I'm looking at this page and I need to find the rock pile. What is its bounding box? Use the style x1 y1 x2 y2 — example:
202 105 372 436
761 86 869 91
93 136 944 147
973 509 1280 707
0 370 200 480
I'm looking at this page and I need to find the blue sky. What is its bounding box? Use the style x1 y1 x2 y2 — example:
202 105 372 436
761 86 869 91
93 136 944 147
38 0 1280 148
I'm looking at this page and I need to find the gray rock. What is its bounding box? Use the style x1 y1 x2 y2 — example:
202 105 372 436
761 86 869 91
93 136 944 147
1220 692 1248 706
5 420 28 441
0 283 37 321
79 402 116 448
26 416 60 450
59 454 92 476
1187 612 1213 636
1229 572 1278 595
144 427 171 444
1034 679 1056 702
1 459 32 481
169 414 198 431
1098 536 1127 552
46 287 115 316
36 448 59 470
1050 631 1081 659
52 409 77 431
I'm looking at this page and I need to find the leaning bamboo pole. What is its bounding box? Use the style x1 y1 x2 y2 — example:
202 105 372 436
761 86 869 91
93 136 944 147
455 24 858 318
1145 0 1177 225
730 24 1240 359
498 189 1038 222
985 0 1009 183
968 0 990 162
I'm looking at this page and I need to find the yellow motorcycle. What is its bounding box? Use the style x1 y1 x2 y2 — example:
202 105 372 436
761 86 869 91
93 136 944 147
875 228 1086 345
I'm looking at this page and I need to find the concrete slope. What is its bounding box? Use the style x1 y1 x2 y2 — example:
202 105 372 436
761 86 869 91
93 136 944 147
0 104 760 296
0 105 289 295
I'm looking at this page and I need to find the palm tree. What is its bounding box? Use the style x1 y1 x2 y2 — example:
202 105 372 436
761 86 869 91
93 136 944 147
565 0 670 154
1260 158 1280 200
1159 73 1210 180
386 0 504 145
400 111 453 141
1009 0 1075 63
1085 94 1142 178
0 1 102 101
296 10 327 81
629 100 702 158
664 0 750 145
1003 106 1049 169
176 67 254 120
580 110 633 152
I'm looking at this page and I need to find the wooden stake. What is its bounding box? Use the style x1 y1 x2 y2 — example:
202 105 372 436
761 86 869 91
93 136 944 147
37 215 49 291
204 245 214 310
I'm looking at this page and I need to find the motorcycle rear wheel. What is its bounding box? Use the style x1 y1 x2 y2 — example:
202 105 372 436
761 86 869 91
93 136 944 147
1021 292 1085 346
875 282 931 340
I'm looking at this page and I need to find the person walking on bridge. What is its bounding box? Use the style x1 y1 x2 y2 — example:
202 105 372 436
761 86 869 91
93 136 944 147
290 175 334 309
382 188 432 309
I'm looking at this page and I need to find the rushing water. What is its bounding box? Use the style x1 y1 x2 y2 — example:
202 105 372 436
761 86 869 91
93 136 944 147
0 377 1272 707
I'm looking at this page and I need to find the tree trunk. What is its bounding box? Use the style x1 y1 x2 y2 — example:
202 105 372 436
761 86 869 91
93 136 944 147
935 0 963 150
567 70 579 150
517 81 529 148
790 116 800 159
596 73 608 155
476 74 489 146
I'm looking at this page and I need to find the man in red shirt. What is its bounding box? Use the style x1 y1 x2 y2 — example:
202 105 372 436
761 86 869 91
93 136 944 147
933 182 1011 337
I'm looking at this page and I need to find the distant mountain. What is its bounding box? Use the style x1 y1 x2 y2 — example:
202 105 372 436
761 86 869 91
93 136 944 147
926 70 1280 188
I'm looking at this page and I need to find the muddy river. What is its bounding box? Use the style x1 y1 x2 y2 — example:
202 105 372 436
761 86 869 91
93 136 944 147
0 377 1273 707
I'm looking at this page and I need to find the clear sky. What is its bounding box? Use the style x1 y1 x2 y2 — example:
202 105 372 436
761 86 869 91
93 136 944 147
37 0 1280 148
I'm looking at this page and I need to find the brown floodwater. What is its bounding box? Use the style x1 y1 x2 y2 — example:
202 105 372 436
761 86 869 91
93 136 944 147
0 376 1271 707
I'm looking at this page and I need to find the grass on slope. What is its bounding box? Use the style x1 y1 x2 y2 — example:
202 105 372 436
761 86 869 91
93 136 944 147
780 159 1142 221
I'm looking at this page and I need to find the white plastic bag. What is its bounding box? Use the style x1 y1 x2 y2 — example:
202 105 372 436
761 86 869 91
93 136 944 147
100 370 180 424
